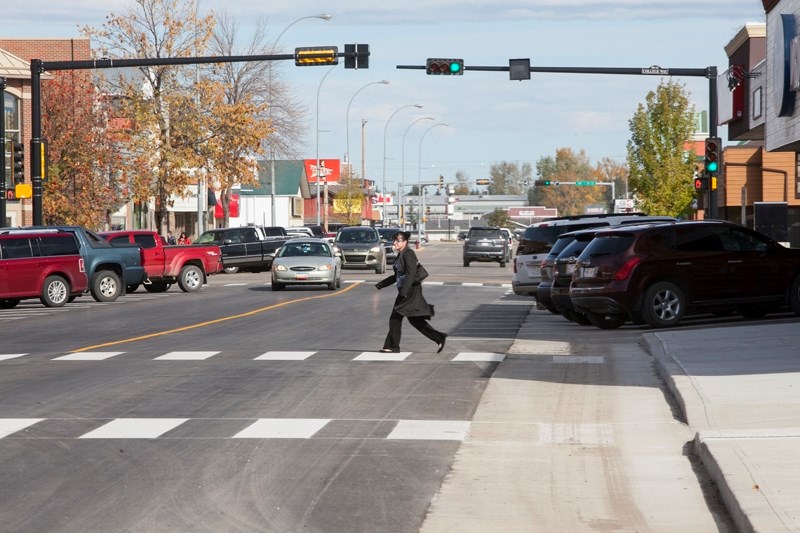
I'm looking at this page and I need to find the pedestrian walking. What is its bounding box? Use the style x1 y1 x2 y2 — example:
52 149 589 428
375 230 447 353
178 232 191 245
167 231 177 245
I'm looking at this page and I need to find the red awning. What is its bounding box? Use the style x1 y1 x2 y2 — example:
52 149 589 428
214 194 239 218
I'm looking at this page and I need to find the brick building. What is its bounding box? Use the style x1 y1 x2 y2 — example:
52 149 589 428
1 37 91 226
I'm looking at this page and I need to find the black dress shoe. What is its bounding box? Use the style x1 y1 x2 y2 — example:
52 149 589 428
436 334 447 353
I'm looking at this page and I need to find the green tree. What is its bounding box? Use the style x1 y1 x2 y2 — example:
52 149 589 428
627 80 696 217
485 208 512 228
530 148 606 216
487 161 531 195
453 170 471 195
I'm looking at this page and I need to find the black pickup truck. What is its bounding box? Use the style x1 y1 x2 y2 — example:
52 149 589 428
194 226 291 273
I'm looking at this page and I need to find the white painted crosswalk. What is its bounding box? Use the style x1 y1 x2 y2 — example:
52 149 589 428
0 417 472 441
1 350 506 363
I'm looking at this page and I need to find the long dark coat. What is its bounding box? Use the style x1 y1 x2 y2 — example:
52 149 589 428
375 247 434 318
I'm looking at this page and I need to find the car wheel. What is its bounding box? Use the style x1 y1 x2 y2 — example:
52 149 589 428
223 266 239 274
144 282 171 293
0 299 20 309
327 280 336 290
587 312 627 329
788 275 800 315
126 284 140 294
90 270 122 302
178 265 203 292
272 282 284 291
641 281 685 328
41 275 70 307
499 260 506 268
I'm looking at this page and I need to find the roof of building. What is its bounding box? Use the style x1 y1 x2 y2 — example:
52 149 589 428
242 160 311 198
0 48 30 79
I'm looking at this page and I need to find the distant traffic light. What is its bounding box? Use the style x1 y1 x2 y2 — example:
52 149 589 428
295 47 339 66
438 175 444 188
534 179 553 186
426 58 463 75
704 137 721 176
12 142 24 184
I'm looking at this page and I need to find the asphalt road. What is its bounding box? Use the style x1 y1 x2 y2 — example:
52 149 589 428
0 242 523 532
4 241 789 531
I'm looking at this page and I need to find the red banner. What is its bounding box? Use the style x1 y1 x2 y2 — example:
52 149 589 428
304 159 341 184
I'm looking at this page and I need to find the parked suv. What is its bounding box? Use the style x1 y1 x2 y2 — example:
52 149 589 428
513 213 675 297
463 227 509 267
0 231 88 308
570 220 800 329
334 226 386 273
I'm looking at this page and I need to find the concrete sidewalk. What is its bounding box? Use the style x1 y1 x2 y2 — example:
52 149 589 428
644 322 800 533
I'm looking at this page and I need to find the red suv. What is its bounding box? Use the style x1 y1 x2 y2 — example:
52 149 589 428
569 221 800 329
0 232 88 308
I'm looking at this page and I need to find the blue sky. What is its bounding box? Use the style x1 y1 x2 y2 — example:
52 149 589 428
4 1 766 193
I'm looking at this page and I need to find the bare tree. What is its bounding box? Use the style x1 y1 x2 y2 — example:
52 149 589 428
208 10 308 226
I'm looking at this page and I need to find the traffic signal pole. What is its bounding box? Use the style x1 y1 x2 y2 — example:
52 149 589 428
399 62 720 218
1 76 5 227
28 46 369 225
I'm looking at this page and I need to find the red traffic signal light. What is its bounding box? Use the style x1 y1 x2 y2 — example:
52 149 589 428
694 176 708 191
426 58 464 75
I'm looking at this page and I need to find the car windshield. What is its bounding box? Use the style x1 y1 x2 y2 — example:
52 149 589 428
337 230 378 244
279 242 331 257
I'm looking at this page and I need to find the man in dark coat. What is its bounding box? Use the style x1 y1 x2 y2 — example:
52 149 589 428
375 231 447 353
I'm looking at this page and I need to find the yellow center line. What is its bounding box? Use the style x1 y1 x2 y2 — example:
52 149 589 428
72 281 362 352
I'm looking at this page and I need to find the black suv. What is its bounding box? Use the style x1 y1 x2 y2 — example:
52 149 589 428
463 227 509 267
570 220 800 329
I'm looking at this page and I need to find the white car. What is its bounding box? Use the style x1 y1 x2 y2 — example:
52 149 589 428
271 238 342 291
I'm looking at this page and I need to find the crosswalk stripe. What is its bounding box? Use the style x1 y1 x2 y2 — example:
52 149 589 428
233 418 331 439
451 352 505 362
155 351 220 360
80 418 188 439
55 351 125 361
0 353 27 361
354 351 412 361
255 351 317 360
0 419 42 438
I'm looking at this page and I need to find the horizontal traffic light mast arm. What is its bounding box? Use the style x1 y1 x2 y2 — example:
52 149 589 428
33 44 369 72
398 64 713 77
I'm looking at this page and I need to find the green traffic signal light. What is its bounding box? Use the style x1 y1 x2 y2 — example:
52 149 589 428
426 58 464 76
706 161 718 173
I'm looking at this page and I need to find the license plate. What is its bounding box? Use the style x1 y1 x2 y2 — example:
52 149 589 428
295 274 309 280
480 242 490 246
580 266 597 278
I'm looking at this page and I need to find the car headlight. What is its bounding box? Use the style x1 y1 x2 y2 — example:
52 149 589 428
275 264 288 271
317 264 333 271
370 246 381 253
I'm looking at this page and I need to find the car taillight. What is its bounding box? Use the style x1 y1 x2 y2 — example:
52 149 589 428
613 256 641 281
79 258 85 272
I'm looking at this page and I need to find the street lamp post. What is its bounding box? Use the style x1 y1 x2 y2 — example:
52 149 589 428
269 14 331 227
418 122 448 244
400 116 433 229
316 64 339 228
382 104 422 225
345 80 389 176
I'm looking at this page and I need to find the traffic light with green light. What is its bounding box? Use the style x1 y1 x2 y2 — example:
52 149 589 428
426 58 463 75
704 137 721 176
534 179 553 186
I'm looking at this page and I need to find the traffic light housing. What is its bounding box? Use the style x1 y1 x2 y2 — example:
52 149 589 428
534 179 553 186
426 58 463 75
12 142 24 184
295 47 339 66
704 137 721 176
438 175 444 188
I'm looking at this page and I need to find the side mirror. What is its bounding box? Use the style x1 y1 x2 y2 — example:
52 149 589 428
222 239 233 245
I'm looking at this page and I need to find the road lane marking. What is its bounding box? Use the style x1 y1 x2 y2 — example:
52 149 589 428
54 351 125 361
255 351 317 360
451 352 505 362
70 281 361 353
387 420 470 441
0 353 28 361
80 418 188 439
233 418 330 439
354 351 412 361
0 419 42 438
155 351 219 360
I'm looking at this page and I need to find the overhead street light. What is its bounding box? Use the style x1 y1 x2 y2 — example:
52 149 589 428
270 14 332 227
382 104 422 225
400 116 434 229
418 122 448 243
345 80 389 174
